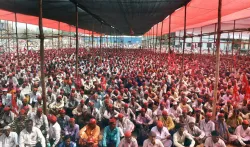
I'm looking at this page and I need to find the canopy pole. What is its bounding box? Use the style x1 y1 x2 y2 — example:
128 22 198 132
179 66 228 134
248 34 250 55
159 21 164 53
179 31 181 53
38 0 46 114
200 27 202 54
58 22 60 49
212 0 222 120
69 26 72 48
89 31 91 48
7 21 10 54
14 12 19 65
226 32 229 55
83 30 85 48
26 23 28 51
232 20 236 56
155 24 158 53
239 31 242 56
100 23 102 57
169 15 171 53
152 26 155 52
181 4 187 84
173 33 176 53
213 23 217 56
75 2 79 77
52 29 54 49
92 31 94 49
191 28 194 54
208 34 211 54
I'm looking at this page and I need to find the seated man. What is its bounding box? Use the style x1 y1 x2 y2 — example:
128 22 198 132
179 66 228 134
64 118 79 142
159 110 175 132
118 131 138 147
143 131 164 147
0 126 18 147
1 107 15 127
230 120 250 146
30 108 49 135
200 112 215 138
186 117 205 145
58 135 77 147
19 119 46 147
102 117 120 147
116 113 135 137
173 123 195 147
79 118 100 146
151 121 172 146
204 130 226 147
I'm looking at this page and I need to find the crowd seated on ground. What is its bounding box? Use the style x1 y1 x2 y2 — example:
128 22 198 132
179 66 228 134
0 48 250 147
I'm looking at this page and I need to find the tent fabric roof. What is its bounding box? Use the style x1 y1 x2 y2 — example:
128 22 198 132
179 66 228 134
0 0 190 35
145 0 250 36
0 9 98 35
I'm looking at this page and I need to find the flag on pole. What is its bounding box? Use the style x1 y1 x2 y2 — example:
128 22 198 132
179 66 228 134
11 92 18 115
233 84 240 102
245 86 250 100
242 73 249 91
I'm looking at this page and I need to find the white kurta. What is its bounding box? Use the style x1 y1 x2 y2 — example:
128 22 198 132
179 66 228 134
230 125 250 146
199 119 215 137
204 137 226 147
0 132 18 147
19 127 46 147
143 139 164 147
151 126 172 147
173 130 195 147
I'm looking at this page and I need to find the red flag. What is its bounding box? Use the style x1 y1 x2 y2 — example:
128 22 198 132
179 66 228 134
245 86 250 100
242 73 249 91
11 94 18 115
130 28 134 35
233 84 240 102
233 55 237 68
101 76 107 90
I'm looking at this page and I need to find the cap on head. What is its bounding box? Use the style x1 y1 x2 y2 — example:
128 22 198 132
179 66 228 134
124 131 132 137
162 110 168 116
3 126 11 130
211 130 219 136
188 117 196 123
124 103 129 108
157 121 163 128
69 118 75 123
4 107 10 111
206 112 212 117
19 109 26 115
218 113 224 117
59 109 66 114
140 108 146 112
118 113 124 119
89 118 97 125
243 120 249 125
50 115 57 123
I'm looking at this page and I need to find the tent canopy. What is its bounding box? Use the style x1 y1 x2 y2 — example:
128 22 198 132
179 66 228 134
0 0 190 35
145 0 250 36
